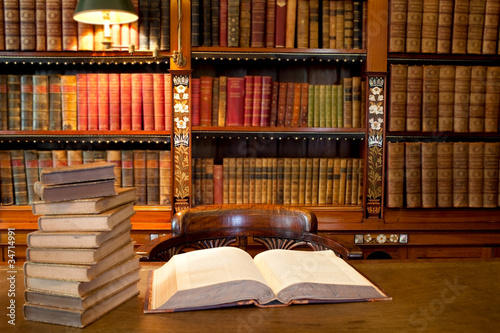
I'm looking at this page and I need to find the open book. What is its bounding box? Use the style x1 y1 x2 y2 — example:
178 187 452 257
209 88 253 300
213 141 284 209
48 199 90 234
144 247 390 313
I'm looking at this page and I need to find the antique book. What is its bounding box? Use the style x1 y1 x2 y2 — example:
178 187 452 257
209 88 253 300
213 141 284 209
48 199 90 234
34 179 116 203
421 142 438 208
11 150 29 205
46 0 62 51
405 142 422 208
191 0 200 46
39 161 115 185
243 76 255 126
131 73 143 130
20 0 36 50
277 82 288 127
343 78 353 127
451 0 469 54
437 142 453 207
218 76 227 126
436 0 453 54
211 77 219 126
329 0 337 49
438 65 455 132
343 0 354 49
265 0 276 47
345 158 353 205
332 158 341 204
389 64 408 131
485 67 500 133
250 0 266 47
322 0 329 48
7 75 21 130
297 0 310 48
226 77 244 126
4 0 20 50
239 0 251 47
386 142 405 208
469 66 487 132
275 0 286 47
405 0 423 52
260 76 272 127
145 247 389 313
20 75 33 130
338 158 346 205
24 150 40 203
120 150 134 188
252 76 263 126
108 73 121 130
0 150 14 205
0 75 7 129
285 82 295 127
300 82 309 127
421 65 439 132
453 142 469 208
106 150 121 186
353 1 362 49
146 150 160 205
199 76 213 126
142 73 155 130
32 188 136 216
159 150 171 205
482 0 500 54
421 0 439 53
352 77 362 128
335 1 345 50
483 142 500 207
52 150 68 168
453 66 471 133
133 150 147 205
34 0 46 50
149 0 160 50
86 73 98 130
47 74 61 130
285 0 297 48
468 142 484 207
164 73 172 130
76 74 88 130
406 66 423 131
62 0 77 50
466 0 486 55
61 75 77 130
227 0 239 46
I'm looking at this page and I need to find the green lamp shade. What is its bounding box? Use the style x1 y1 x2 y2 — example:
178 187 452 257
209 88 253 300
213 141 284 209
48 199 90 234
73 0 138 25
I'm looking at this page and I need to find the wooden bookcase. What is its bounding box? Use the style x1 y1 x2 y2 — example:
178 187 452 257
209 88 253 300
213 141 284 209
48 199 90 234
1 0 500 261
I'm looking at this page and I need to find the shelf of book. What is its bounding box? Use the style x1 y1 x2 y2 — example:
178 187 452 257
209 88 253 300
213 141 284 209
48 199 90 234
192 127 365 135
0 131 171 143
388 53 500 63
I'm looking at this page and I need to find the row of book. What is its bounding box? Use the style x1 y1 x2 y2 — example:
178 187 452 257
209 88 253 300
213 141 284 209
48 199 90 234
0 73 173 131
0 0 170 51
192 0 367 49
0 149 172 206
192 75 366 128
389 65 500 133
193 157 364 206
24 162 140 327
386 141 500 209
389 0 500 55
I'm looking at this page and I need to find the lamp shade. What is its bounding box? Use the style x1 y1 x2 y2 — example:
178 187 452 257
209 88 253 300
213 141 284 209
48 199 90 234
73 0 138 25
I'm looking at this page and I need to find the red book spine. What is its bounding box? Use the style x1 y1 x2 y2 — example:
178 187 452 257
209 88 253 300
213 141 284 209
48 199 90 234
200 76 213 126
269 81 279 126
292 82 302 127
213 164 223 204
131 73 142 130
275 0 287 47
260 76 272 126
120 73 132 130
285 82 295 126
97 73 109 130
153 73 165 130
277 82 287 126
252 76 263 126
86 73 98 130
191 78 201 126
266 0 276 47
164 73 172 131
142 73 154 131
250 0 266 47
226 77 245 126
220 0 228 47
108 73 120 130
76 73 88 130
244 76 254 126
300 82 309 127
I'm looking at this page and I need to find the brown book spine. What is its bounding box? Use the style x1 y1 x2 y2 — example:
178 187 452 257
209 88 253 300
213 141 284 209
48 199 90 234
20 75 33 130
33 75 49 130
51 150 68 167
277 82 287 127
121 150 134 188
453 142 469 207
67 149 82 165
146 150 160 205
451 0 469 54
343 0 354 49
389 0 407 52
0 0 5 50
437 142 453 207
242 158 250 204
329 0 337 49
438 65 455 132
133 150 147 205
468 142 485 207
211 77 219 126
10 150 28 205
0 151 14 205
105 150 121 185
436 0 453 54
297 0 310 49
87 73 98 130
76 73 88 131
291 82 302 127
335 1 345 50
228 158 236 204
298 158 307 204
109 73 121 131
262 158 269 204
46 0 62 51
251 76 262 126
275 0 286 47
421 142 438 208
243 76 254 126
343 77 352 127
482 0 500 54
454 66 471 133
406 66 423 131
248 158 256 204
305 158 314 204
466 0 486 55
235 158 243 204
337 158 346 204
265 0 276 47
191 78 201 126
405 142 422 208
37 150 53 175
159 150 172 205
389 64 408 131
421 0 439 53
62 0 77 50
119 74 131 130
61 75 77 130
7 75 21 130
317 158 327 204
218 76 227 126
422 65 439 132
239 0 251 47
20 0 36 50
483 142 499 207
285 0 297 48
4 0 20 50
0 76 8 130
227 0 239 47
48 74 61 130
321 0 329 48
270 81 279 126
345 158 353 204
357 158 364 205
352 77 362 128
282 158 291 204
142 73 154 130
250 0 266 47
386 142 405 208
284 82 295 127
485 67 500 133
213 164 223 204
406 0 423 53
469 66 487 132
24 150 39 203
300 83 309 127
350 158 359 205
260 76 272 127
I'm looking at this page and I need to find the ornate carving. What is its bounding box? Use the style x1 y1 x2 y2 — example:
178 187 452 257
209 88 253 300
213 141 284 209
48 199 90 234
354 233 408 244
254 237 307 250
193 238 237 249
154 245 186 261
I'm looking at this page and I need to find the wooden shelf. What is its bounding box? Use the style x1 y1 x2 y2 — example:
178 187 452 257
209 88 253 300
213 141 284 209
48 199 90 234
0 130 171 143
388 53 500 64
192 126 365 137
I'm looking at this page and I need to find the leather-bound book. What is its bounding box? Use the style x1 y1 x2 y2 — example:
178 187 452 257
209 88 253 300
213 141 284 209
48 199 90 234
67 150 83 166
297 158 306 204
213 164 223 204
352 77 362 127
265 0 276 48
318 85 326 127
345 158 353 205
160 0 169 50
201 0 211 46
483 142 499 208
324 85 332 127
62 0 77 50
453 66 471 133
133 150 147 205
468 142 484 207
270 81 279 126
105 150 121 185
304 158 313 204
218 76 227 126
219 0 227 47
239 0 251 47
46 0 62 51
317 158 328 204
386 142 405 208
421 0 438 53
482 0 500 54
405 142 422 208
138 0 150 50
405 0 423 53
0 1 5 50
24 150 39 203
260 76 272 127
253 158 262 204
438 65 455 132
200 76 213 126
226 77 245 126
321 0 329 48
11 150 28 205
191 0 200 47
20 75 34 130
47 74 61 131
0 150 14 205
109 73 120 131
153 73 165 131
227 0 239 47
4 0 20 50
436 0 453 54
469 66 487 132
485 67 500 133
329 0 337 49
343 77 352 128
52 150 68 167
338 158 346 204
389 0 407 53
250 0 266 47
191 78 201 126
149 0 160 50
282 158 292 205
164 73 172 131
235 158 243 204
131 73 143 130
86 74 98 130
453 142 469 207
242 158 250 204
275 0 286 48
291 82 302 127
121 150 134 188
277 82 287 127
406 66 423 131
211 77 219 126
141 73 154 130
35 0 46 50
146 150 160 205
61 75 77 130
248 158 256 204
32 75 48 130
210 0 220 47
466 0 486 55
351 158 359 205
389 64 408 132
97 74 109 131
120 74 132 130
20 0 36 50
222 158 229 204
421 142 438 208
76 74 88 130
243 76 254 126
357 158 364 205
300 82 309 127
353 1 362 49
343 0 354 49
451 0 469 54
422 65 439 132
285 0 297 48
159 150 172 205
297 0 310 49
335 1 345 50
336 84 344 127
262 158 270 204
7 75 21 130
285 82 295 127
252 76 263 126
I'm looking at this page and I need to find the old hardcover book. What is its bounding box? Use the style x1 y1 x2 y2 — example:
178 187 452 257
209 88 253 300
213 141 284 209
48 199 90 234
0 151 14 205
322 0 330 48
227 158 236 204
422 65 439 132
250 0 266 47
421 142 438 208
192 159 201 205
226 77 244 126
243 76 255 126
227 0 239 46
148 0 160 50
405 0 423 52
131 73 142 130
275 0 286 47
133 150 147 205
252 76 263 127
24 150 39 203
389 64 408 131
47 74 61 130
146 150 160 205
343 0 354 49
438 65 455 132
297 0 309 48
386 142 405 208
4 0 20 50
485 67 500 133
142 73 154 130
453 66 471 133
145 247 389 313
191 0 200 46
389 0 407 52
483 142 500 207
46 0 62 51
468 142 484 207
39 161 115 185
20 0 36 50
76 74 88 130
11 150 28 205
34 179 117 203
20 75 33 130
86 73 98 130
159 150 171 205
219 0 227 47
52 150 68 168
337 158 346 204
277 82 288 126
32 187 136 216
482 0 500 54
62 0 77 50
466 0 486 55
345 158 353 205
469 66 487 132
406 66 423 131
451 0 469 54
108 73 121 130
213 164 223 204
436 0 453 54
300 82 309 127
239 0 251 47
260 76 272 127
285 0 297 48
405 142 422 208
211 77 220 126
120 151 134 188
200 76 213 126
335 1 345 50
343 78 353 127
218 76 227 126
453 142 469 208
329 1 337 48
61 75 77 130
164 73 172 131
7 75 21 130
421 0 439 53
437 142 453 208
265 0 276 47
0 75 7 129
352 77 361 128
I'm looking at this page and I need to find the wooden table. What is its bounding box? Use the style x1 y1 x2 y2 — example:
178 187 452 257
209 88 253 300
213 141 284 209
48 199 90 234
2 260 500 332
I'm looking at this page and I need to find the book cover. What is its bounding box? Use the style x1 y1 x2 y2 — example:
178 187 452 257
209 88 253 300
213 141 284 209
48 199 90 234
485 67 500 133
405 142 422 208
275 0 286 47
453 66 471 133
35 0 46 51
31 75 49 130
227 0 239 46
405 0 423 53
482 0 500 54
200 76 213 126
131 73 142 130
20 0 36 50
141 73 154 130
297 0 310 48
133 150 147 205
389 64 408 131
466 0 486 55
226 77 244 126
483 142 500 207
159 150 172 205
62 0 77 51
437 0 453 54
146 150 160 205
285 0 297 48
4 0 20 50
250 0 266 47
86 73 98 130
438 65 455 132
20 75 33 130
265 0 276 47
239 0 251 47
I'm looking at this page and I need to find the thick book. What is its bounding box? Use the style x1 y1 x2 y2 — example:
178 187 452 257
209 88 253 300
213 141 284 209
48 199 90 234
62 0 77 50
436 0 453 54
405 142 422 208
34 179 117 203
389 0 407 52
437 142 453 208
39 161 115 185
421 142 438 208
265 0 276 47
11 150 29 205
482 0 500 54
406 66 423 131
451 0 469 54
386 142 405 208
469 66 487 132
483 142 500 207
296 0 310 48
20 75 33 130
226 77 244 126
20 0 36 50
422 65 439 132
466 0 486 55
389 64 408 131
250 0 266 47
438 65 455 132
239 0 251 47
453 142 469 208
485 67 500 133
61 75 77 130
4 0 20 50
46 0 62 51
32 187 136 216
453 66 471 133
275 0 286 47
421 0 439 53
144 247 389 313
468 142 484 207
405 0 423 53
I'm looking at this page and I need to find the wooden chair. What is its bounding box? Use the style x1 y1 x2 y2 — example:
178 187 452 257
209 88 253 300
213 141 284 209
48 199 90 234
136 205 363 261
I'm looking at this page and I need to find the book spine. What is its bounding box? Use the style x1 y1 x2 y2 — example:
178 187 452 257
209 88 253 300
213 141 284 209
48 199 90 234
469 66 487 132
297 0 310 49
299 83 309 127
343 78 352 127
141 73 154 131
265 0 276 48
243 76 254 126
227 0 239 47
352 77 362 128
4 0 20 50
337 158 346 204
164 73 172 131
47 74 61 131
405 0 423 52
20 0 36 50
153 73 165 131
10 150 28 205
20 75 33 130
46 0 62 51
421 142 438 208
0 151 14 205
250 0 266 47
120 73 132 130
131 73 142 130
108 73 120 130
121 150 134 188
146 150 160 205
213 163 223 204
96 74 109 131
482 0 500 54
61 75 77 130
32 75 49 131
7 75 21 130
76 74 88 131
329 0 337 49
323 0 331 48
86 74 98 130
422 65 439 132
51 149 67 167
405 142 422 208
34 0 46 51
133 150 147 205
344 0 354 49
436 0 453 54
149 0 160 50
219 0 227 47
67 149 82 165
277 82 287 127
406 66 423 131
252 76 263 126
353 1 362 49
453 142 469 207
345 158 353 204
191 78 201 126
260 76 272 127
61 0 77 51
159 150 172 205
421 0 439 53
285 0 297 48
466 0 487 55
326 158 334 204
200 76 213 126
451 0 470 54
292 82 302 127
389 64 408 131
485 67 500 133
275 0 286 48
335 1 345 50
438 65 455 132
211 0 220 47
239 0 251 47
291 158 300 204
211 77 220 126
285 82 295 127
483 142 500 207
453 66 471 133
191 0 201 47
201 0 211 46
24 150 39 203
468 142 485 207
138 0 150 50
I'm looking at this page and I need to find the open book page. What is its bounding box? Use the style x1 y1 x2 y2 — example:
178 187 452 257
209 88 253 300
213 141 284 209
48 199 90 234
254 250 387 304
151 247 275 310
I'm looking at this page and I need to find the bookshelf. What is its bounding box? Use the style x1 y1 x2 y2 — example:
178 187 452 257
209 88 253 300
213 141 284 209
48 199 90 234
1 0 500 261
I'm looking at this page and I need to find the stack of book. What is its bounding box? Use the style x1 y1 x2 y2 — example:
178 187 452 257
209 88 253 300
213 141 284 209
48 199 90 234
23 162 140 328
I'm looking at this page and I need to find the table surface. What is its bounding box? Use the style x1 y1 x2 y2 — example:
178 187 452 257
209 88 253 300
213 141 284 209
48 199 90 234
2 259 500 333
